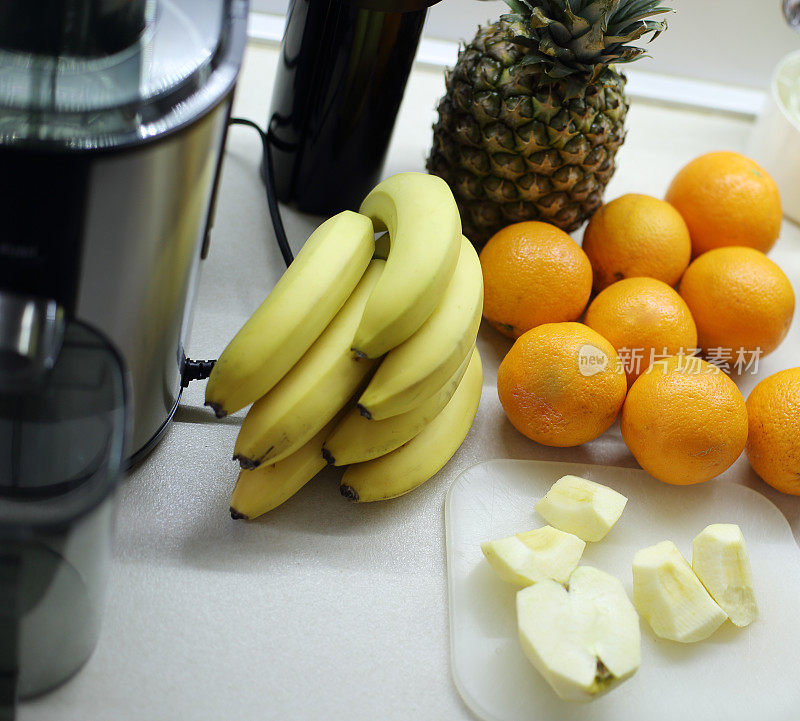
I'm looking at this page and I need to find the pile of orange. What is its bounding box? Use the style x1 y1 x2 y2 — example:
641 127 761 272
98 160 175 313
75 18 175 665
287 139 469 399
480 221 591 339
746 369 800 495
484 150 798 494
583 277 696 386
666 151 782 255
497 323 626 448
582 193 691 290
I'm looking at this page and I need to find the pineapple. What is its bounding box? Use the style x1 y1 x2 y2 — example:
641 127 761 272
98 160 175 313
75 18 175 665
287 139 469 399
427 0 670 247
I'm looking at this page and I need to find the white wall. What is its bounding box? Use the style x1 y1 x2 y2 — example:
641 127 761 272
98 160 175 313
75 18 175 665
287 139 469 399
251 0 800 90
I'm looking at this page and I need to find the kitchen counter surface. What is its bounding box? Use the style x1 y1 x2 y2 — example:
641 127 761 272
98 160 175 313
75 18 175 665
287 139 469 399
21 42 800 721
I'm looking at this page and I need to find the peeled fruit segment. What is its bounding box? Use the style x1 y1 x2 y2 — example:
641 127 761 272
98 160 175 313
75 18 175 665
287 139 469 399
633 540 727 643
535 475 627 542
517 566 641 702
692 524 758 627
481 525 585 586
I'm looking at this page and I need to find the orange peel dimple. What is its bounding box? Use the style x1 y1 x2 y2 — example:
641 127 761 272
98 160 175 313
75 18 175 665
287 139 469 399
497 322 626 448
480 222 592 339
620 355 748 486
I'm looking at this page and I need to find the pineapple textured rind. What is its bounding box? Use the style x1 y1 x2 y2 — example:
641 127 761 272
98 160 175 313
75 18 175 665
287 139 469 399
427 0 670 247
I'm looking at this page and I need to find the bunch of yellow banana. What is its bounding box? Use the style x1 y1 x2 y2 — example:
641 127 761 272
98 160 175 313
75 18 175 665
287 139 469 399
207 172 484 520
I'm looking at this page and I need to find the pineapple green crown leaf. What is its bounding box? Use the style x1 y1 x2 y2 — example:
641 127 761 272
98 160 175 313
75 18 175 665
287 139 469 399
489 0 671 82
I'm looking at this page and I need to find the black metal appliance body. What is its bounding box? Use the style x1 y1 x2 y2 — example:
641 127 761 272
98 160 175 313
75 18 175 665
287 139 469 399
268 0 442 215
0 0 249 463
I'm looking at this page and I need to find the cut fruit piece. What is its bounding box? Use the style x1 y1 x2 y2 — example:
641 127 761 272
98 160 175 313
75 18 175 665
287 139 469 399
535 475 627 542
481 526 585 586
517 566 641 703
633 540 728 643
692 524 758 627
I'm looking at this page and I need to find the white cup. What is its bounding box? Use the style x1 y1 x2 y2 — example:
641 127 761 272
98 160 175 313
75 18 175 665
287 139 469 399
747 49 800 225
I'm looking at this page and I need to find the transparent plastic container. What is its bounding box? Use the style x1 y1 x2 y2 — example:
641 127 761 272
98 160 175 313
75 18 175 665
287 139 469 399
0 0 238 150
0 321 128 716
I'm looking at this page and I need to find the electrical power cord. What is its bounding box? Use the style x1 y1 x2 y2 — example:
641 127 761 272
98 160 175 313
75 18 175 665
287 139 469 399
228 116 295 268
181 116 294 386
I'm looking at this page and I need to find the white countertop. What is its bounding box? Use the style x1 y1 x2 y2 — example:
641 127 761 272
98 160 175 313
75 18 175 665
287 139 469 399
21 42 800 721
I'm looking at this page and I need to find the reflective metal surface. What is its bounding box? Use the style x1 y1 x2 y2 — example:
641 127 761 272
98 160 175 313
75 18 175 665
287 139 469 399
0 294 64 395
76 102 231 455
0 0 248 459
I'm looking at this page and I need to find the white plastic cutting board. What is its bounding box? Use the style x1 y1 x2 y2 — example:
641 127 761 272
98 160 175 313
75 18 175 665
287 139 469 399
445 459 800 721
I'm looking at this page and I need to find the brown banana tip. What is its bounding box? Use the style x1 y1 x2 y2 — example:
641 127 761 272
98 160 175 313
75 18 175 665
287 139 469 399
322 447 335 465
351 347 368 360
234 454 258 471
206 401 227 419
230 507 248 521
357 404 372 420
340 485 359 502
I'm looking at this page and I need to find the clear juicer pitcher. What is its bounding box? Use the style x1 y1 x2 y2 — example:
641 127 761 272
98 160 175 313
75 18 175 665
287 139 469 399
0 320 128 719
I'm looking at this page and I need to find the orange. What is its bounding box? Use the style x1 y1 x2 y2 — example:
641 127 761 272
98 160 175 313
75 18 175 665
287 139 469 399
497 322 627 447
584 277 697 386
582 194 691 291
666 151 782 256
679 246 795 357
620 355 748 485
479 221 592 339
746 368 800 495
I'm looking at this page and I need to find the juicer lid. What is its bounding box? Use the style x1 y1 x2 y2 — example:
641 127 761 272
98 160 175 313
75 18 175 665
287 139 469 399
0 0 248 152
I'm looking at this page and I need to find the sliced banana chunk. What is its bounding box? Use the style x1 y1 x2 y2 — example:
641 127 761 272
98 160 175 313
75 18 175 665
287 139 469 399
633 540 727 643
535 475 627 542
517 566 641 702
692 523 758 628
481 525 585 586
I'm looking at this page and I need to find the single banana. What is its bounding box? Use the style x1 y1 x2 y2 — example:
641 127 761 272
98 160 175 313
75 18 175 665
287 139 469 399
323 346 477 466
230 415 341 520
340 348 482 502
206 211 374 417
233 260 384 469
352 173 462 358
357 236 483 420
